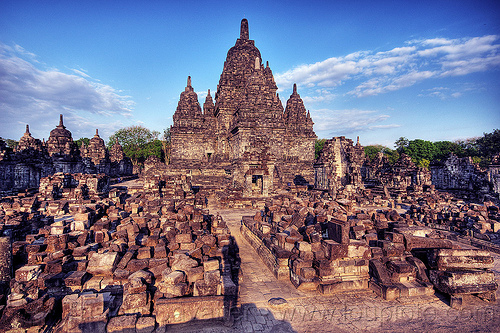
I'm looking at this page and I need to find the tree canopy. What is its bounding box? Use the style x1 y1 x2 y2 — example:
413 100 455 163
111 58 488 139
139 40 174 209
315 139 327 160
365 129 499 169
107 126 163 166
475 129 500 166
364 145 399 165
0 138 19 149
400 139 436 167
75 138 90 148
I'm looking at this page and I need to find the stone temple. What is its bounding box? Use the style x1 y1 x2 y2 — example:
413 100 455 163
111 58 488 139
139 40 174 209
0 18 500 333
0 115 133 196
164 19 316 197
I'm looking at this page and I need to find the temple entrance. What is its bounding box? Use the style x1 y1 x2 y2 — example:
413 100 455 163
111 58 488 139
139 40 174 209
251 175 263 195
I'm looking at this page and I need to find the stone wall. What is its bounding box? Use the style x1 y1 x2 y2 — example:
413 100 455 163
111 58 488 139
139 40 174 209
488 165 500 195
430 154 491 193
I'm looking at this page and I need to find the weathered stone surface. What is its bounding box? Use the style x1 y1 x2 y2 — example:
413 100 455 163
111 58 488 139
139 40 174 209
87 252 119 276
326 220 349 244
120 291 150 315
314 136 365 193
135 316 156 333
163 271 186 285
429 269 498 294
170 253 198 272
107 315 137 333
153 296 225 325
322 240 348 260
203 259 219 272
404 234 453 251
163 19 317 198
15 265 42 282
0 237 12 286
427 249 494 270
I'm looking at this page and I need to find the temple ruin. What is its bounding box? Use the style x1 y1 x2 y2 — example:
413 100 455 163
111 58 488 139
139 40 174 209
0 115 133 196
0 18 499 333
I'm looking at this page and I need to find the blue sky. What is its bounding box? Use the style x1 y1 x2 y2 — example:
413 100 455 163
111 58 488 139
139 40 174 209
1 0 499 147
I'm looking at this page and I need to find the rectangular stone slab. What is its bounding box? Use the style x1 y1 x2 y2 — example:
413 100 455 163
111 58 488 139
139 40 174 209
429 269 498 295
153 296 225 325
86 252 119 276
404 235 453 251
326 220 349 244
428 249 494 270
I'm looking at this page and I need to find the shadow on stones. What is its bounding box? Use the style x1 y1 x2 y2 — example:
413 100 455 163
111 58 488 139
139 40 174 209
153 235 296 332
156 302 297 333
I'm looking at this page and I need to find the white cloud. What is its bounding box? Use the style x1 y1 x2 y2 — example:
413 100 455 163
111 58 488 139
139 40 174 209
419 38 453 46
70 67 91 78
0 55 134 116
419 83 483 100
63 113 127 141
311 108 400 137
195 90 208 100
0 42 134 140
302 91 336 104
275 35 500 98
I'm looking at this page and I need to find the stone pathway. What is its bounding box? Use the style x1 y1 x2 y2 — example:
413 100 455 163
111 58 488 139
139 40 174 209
159 205 500 332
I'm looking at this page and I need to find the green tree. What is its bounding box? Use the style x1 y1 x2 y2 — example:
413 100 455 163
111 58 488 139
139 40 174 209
475 129 500 166
364 145 384 161
433 141 464 161
418 159 430 169
394 137 409 153
3 138 18 149
400 139 436 167
315 139 327 159
107 126 161 166
384 147 400 165
364 145 399 165
139 140 164 161
75 137 90 148
455 137 480 157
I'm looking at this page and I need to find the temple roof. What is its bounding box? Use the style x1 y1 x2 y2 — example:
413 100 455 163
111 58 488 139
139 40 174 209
49 114 72 138
174 76 202 117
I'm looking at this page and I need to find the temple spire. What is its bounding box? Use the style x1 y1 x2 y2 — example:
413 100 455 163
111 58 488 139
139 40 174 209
240 18 249 40
58 114 64 127
293 83 297 95
25 124 30 134
185 76 193 92
95 129 99 137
